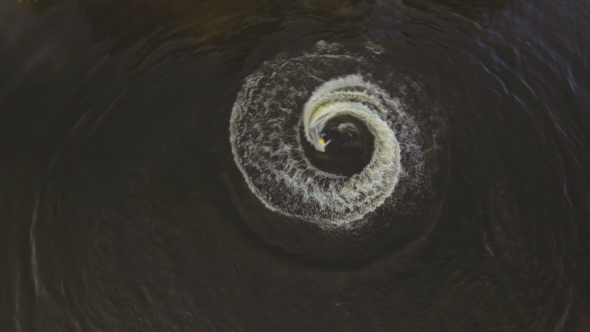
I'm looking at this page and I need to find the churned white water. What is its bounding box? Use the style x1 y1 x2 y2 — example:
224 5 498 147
230 42 424 229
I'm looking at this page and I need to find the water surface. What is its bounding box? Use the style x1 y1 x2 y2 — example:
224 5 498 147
1 0 589 330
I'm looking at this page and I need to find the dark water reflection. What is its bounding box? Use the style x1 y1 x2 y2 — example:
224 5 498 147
1 0 589 330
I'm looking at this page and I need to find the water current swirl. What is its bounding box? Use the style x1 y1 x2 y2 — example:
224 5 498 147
3 0 590 329
232 73 404 226
228 41 446 260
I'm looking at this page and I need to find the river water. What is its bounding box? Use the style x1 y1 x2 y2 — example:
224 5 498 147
1 0 589 330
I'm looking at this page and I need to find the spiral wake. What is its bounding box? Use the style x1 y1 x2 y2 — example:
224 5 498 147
228 41 445 260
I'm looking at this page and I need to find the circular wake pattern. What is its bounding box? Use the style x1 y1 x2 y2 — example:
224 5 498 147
227 42 446 261
232 74 404 227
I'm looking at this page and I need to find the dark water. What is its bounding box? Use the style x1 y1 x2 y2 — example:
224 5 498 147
1 0 589 330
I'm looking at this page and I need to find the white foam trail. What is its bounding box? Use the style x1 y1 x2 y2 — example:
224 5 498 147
230 47 416 229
